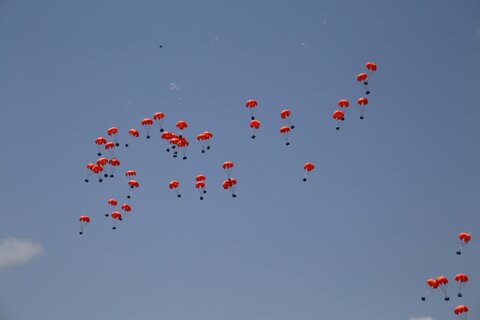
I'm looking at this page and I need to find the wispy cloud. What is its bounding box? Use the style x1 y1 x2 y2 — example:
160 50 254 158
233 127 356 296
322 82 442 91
0 237 44 269
410 317 434 320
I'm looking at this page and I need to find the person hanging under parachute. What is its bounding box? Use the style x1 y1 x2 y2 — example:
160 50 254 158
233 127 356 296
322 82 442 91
279 126 291 146
457 232 471 255
332 110 345 130
125 129 139 147
421 278 438 301
153 112 165 132
95 137 107 156
357 97 369 120
141 118 153 139
454 274 469 298
196 181 206 200
108 158 120 177
222 161 234 179
176 120 188 138
303 162 315 182
106 198 117 217
245 99 258 120
104 142 116 158
337 99 349 116
176 137 189 160
454 305 468 320
169 180 181 198
107 127 119 147
97 157 109 178
84 163 95 182
160 131 175 152
222 178 237 198
110 211 122 230
436 275 450 301
78 215 90 235
127 180 139 199
357 73 370 95
249 119 261 139
280 109 295 129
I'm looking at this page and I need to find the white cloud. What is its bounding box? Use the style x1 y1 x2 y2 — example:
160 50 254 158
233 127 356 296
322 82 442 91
410 317 434 320
0 237 44 269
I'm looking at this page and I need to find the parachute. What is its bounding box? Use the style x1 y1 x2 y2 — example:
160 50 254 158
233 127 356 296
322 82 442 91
169 180 181 198
79 215 90 235
161 131 175 152
176 137 189 160
357 97 369 120
436 276 450 301
245 99 258 120
222 178 237 198
107 127 119 147
357 72 370 95
110 211 122 230
108 158 120 177
153 112 165 132
279 126 291 146
249 120 261 139
457 232 471 255
332 110 345 130
106 198 118 217
104 142 116 158
303 162 315 182
197 131 214 153
125 170 137 177
84 163 95 182
454 274 469 297
195 181 206 200
196 174 206 182
127 180 139 199
97 158 109 178
280 109 295 129
222 161 234 179
121 203 132 214
95 137 107 156
454 305 468 320
421 278 438 301
125 129 139 147
90 164 104 182
141 118 153 139
338 99 350 113
175 120 188 138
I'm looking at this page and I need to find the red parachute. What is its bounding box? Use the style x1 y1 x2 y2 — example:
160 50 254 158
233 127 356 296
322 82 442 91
421 278 438 301
245 99 258 120
222 161 234 179
90 164 104 183
79 215 90 235
279 126 291 146
121 203 132 213
222 178 237 198
176 137 189 160
436 276 450 301
366 61 377 76
127 180 139 199
197 131 214 153
125 129 139 147
195 181 206 200
457 232 471 255
303 162 315 182
153 112 165 132
357 72 370 95
249 120 261 139
357 97 369 120
110 211 122 230
95 137 107 156
161 131 176 152
105 198 117 217
84 163 95 182
332 110 345 130
280 109 295 129
104 142 116 158
107 127 119 147
141 118 153 139
338 99 350 113
97 158 109 178
108 158 120 177
125 170 137 177
454 274 469 298
176 120 188 137
169 180 181 198
454 305 468 320
196 174 206 182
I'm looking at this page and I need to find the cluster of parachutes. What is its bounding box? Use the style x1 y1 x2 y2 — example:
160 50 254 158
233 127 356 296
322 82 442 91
80 105 320 234
420 232 472 320
332 62 377 130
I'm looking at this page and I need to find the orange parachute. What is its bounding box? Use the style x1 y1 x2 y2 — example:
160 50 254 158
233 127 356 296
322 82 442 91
279 126 291 146
108 158 120 177
104 142 116 157
357 72 370 95
222 178 237 198
303 162 315 182
105 198 117 217
141 118 153 139
222 161 234 179
421 278 438 301
125 129 139 147
107 127 119 146
280 109 295 129
436 276 450 301
332 110 345 130
110 211 122 230
357 97 369 120
125 170 137 177
454 274 469 298
95 137 107 156
245 99 258 120
249 120 261 139
153 112 165 132
457 232 471 255
79 215 90 235
127 180 139 199
454 305 468 320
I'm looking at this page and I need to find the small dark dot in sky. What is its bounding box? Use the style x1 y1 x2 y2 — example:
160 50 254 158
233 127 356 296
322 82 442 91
159 45 163 48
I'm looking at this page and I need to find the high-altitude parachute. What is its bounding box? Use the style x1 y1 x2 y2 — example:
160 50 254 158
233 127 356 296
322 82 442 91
125 129 139 147
357 73 370 95
97 157 109 177
280 109 295 129
365 61 377 77
222 178 237 198
108 158 120 177
107 127 119 147
105 198 118 217
457 232 471 255
197 131 213 153
436 276 450 301
79 215 90 235
332 110 345 130
421 278 438 301
249 120 261 139
104 142 116 158
121 203 132 213
357 97 369 120
110 211 122 230
196 174 206 182
176 137 189 160
176 120 188 138
127 180 139 199
245 99 258 120
141 118 153 139
85 163 95 182
222 161 234 179
195 181 206 200
125 170 137 177
90 164 104 182
169 180 181 198
303 162 315 182
454 274 469 297
338 99 350 114
279 126 291 146
454 305 468 320
95 137 107 156
161 131 175 152
153 112 165 132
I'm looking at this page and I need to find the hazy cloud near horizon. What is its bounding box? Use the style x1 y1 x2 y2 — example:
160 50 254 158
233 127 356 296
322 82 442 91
0 237 44 269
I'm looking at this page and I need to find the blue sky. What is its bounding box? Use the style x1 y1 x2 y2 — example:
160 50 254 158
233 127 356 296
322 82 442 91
0 0 479 319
